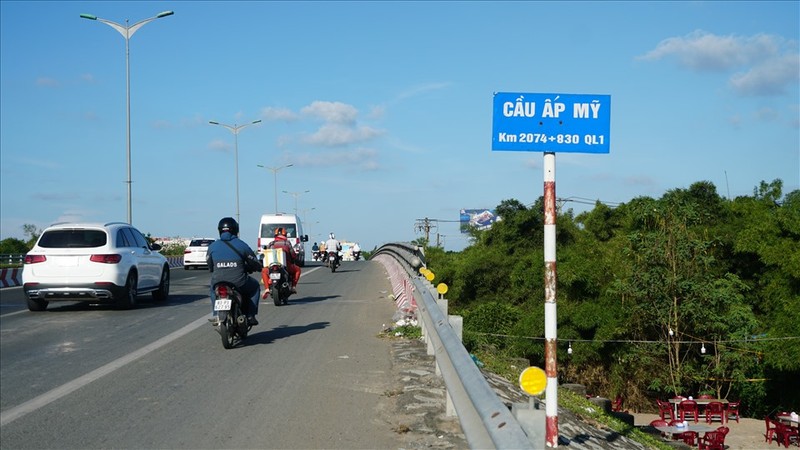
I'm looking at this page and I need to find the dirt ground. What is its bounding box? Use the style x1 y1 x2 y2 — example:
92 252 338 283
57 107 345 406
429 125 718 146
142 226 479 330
633 412 776 449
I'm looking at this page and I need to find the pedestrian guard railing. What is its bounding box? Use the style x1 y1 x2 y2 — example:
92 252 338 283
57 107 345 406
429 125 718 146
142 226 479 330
372 242 540 449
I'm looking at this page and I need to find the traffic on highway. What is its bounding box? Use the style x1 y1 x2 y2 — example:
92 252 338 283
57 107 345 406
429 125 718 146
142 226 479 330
0 261 416 448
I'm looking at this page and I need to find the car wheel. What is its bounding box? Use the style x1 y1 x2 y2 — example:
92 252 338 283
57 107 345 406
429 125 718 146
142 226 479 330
152 265 170 302
26 297 48 312
184 265 190 270
118 272 138 309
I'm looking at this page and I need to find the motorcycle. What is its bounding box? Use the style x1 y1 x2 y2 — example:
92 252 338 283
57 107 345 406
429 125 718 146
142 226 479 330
266 260 292 306
352 250 361 261
328 251 340 273
312 250 322 261
212 282 251 349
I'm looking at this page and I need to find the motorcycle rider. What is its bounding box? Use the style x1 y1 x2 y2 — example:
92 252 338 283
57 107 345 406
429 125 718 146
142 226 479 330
324 232 342 268
352 242 361 261
206 217 262 326
261 227 301 296
311 241 320 261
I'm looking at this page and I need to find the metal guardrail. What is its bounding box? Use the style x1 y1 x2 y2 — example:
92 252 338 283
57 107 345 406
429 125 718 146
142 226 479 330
0 254 25 265
372 243 534 449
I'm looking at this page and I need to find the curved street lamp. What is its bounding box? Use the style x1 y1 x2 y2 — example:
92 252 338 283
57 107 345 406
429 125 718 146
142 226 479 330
283 190 310 215
80 10 174 224
209 119 262 224
257 164 293 213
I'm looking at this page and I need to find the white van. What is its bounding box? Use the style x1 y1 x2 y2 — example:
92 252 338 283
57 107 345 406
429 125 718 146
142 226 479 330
256 214 308 266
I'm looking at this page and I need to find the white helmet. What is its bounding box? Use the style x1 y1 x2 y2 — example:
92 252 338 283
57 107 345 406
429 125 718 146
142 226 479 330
329 232 335 239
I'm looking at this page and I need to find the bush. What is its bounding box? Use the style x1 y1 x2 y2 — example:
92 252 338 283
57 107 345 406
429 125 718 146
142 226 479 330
160 242 186 257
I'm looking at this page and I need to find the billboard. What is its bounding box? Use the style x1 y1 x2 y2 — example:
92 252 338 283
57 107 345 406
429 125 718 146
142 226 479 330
460 209 497 233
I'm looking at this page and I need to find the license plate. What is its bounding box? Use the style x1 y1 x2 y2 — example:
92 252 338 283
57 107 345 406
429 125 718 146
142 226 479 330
214 299 232 311
269 273 281 280
329 256 335 260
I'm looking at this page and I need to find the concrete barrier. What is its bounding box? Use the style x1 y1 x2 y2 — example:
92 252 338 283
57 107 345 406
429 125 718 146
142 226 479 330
0 268 22 288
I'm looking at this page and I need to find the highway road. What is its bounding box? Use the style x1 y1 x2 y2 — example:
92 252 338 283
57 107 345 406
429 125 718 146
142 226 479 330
0 260 409 449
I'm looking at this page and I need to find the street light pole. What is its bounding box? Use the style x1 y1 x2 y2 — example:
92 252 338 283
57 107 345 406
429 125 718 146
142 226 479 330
80 10 174 224
209 119 262 224
299 207 316 238
257 164 293 213
283 190 310 215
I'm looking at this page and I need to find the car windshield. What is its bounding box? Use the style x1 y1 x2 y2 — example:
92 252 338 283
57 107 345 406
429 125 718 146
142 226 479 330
190 239 214 247
261 224 297 238
38 230 107 248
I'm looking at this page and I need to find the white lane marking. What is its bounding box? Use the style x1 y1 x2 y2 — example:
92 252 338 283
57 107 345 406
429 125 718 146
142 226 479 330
0 316 208 427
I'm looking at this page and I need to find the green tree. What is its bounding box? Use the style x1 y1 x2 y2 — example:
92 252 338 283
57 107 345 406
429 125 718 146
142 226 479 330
0 237 28 254
422 181 799 413
22 224 41 249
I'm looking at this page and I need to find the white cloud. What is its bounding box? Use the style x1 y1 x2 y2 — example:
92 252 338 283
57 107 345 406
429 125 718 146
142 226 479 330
394 82 452 102
265 100 386 148
729 53 800 96
208 139 231 153
301 101 358 124
302 123 384 147
289 148 379 171
261 106 298 121
35 77 60 87
639 30 778 71
638 30 799 97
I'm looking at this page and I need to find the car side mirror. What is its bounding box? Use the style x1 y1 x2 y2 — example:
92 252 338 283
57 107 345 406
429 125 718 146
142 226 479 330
150 243 162 251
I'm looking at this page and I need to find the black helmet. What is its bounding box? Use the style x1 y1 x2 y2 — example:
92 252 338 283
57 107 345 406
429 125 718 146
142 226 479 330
217 217 239 236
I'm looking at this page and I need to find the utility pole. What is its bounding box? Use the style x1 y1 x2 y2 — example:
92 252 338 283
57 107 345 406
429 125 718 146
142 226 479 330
414 217 436 242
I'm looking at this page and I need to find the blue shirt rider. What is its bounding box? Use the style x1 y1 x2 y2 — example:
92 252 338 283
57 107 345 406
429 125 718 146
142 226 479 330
206 217 261 326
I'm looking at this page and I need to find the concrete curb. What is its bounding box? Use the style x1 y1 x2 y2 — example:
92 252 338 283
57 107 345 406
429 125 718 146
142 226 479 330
0 257 185 289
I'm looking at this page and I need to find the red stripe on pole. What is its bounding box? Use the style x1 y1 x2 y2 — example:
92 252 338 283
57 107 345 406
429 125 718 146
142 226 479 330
546 415 559 447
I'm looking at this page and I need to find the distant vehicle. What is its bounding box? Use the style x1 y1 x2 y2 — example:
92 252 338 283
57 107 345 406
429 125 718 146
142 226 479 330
256 214 308 266
183 238 214 270
22 222 170 311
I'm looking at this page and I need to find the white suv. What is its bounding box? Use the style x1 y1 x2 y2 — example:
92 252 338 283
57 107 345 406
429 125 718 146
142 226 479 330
183 238 214 270
22 222 170 311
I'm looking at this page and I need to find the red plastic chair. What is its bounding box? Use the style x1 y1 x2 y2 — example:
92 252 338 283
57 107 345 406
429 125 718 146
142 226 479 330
682 430 699 446
679 399 700 423
698 394 714 399
765 417 779 444
775 421 800 448
706 401 726 424
726 401 741 423
698 431 725 450
611 395 627 412
649 419 669 438
657 399 674 421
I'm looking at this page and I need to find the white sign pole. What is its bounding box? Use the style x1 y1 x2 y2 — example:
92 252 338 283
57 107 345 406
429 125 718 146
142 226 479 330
543 151 559 447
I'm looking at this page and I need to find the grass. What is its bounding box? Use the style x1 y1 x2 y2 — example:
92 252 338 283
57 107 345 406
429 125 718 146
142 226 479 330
558 389 673 450
471 348 672 450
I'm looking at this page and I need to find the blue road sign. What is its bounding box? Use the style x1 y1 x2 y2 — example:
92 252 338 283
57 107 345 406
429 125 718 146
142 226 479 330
492 92 611 153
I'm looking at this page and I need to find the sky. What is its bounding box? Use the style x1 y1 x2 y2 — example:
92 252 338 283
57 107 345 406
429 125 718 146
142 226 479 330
1 1 798 252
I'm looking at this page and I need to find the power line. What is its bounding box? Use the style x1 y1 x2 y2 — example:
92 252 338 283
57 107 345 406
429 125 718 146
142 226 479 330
465 331 800 345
